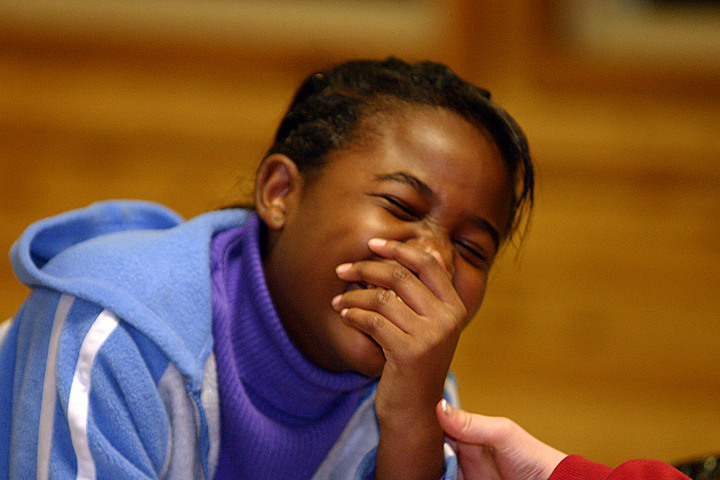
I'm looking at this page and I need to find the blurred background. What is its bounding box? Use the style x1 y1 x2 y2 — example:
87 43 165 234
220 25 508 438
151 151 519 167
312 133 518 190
1 0 718 468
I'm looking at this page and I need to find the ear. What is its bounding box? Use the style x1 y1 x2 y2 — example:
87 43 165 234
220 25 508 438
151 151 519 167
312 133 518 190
255 154 303 230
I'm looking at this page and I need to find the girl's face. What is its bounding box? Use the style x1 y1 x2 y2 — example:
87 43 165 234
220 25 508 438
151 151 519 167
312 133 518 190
261 105 514 377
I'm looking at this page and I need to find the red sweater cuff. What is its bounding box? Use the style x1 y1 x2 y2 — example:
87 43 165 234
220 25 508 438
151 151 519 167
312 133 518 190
549 455 613 480
549 455 691 480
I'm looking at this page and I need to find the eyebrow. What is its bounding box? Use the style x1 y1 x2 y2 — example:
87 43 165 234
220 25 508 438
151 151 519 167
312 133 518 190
374 171 434 199
373 171 501 248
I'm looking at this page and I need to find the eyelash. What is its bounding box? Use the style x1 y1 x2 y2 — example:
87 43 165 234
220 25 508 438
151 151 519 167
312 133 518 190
454 239 489 268
374 194 491 269
377 194 422 221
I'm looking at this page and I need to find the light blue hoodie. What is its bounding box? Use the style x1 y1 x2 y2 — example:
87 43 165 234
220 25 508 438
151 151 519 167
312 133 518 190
0 200 460 480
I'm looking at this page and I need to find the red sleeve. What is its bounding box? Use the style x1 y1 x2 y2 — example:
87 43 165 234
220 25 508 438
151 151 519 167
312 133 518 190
549 455 691 480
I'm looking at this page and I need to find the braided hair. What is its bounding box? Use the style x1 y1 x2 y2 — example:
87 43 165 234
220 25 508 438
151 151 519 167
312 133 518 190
266 57 534 241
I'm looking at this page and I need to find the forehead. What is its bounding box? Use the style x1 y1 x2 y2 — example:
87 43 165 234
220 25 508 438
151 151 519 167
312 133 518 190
321 105 514 230
380 106 499 175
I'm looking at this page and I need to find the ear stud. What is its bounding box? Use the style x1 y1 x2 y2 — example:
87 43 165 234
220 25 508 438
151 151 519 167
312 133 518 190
271 214 285 227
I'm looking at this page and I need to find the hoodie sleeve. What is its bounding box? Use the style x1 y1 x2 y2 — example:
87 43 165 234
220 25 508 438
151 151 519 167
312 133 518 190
311 377 462 480
2 290 209 480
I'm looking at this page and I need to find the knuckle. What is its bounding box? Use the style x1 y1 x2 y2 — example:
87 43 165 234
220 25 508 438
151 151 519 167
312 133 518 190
371 289 391 308
461 414 473 434
366 313 384 332
390 240 404 255
419 249 436 269
459 410 477 437
438 305 467 336
391 265 412 283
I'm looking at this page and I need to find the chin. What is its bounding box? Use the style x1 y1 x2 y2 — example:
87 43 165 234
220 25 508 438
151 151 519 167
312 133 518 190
343 333 386 378
362 364 385 378
347 362 384 379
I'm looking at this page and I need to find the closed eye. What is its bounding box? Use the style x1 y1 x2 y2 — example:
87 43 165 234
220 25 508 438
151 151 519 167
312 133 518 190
370 194 423 221
454 238 491 270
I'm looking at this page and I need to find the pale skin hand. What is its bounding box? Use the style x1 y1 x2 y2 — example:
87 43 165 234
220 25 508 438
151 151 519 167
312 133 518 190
333 238 467 480
435 400 568 480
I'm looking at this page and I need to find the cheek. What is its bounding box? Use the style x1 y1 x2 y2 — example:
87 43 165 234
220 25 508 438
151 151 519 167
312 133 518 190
455 271 488 319
298 207 387 269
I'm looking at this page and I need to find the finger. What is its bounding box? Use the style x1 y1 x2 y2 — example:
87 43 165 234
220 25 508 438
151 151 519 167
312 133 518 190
458 445 504 480
436 400 501 445
337 305 404 349
335 259 435 317
332 287 414 333
336 257 463 323
368 238 464 317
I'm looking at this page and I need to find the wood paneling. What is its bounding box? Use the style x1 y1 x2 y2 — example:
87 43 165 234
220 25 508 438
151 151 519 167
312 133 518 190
1 0 718 468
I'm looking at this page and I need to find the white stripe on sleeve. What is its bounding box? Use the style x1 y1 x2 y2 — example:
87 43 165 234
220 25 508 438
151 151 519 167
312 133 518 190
37 293 75 480
68 309 119 480
0 317 13 345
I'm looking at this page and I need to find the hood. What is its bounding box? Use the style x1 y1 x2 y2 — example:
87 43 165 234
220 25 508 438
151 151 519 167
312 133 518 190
11 200 249 387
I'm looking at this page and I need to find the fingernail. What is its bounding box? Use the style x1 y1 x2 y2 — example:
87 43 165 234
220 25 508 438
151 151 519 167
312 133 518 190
368 238 387 248
441 399 455 417
428 249 449 273
331 294 342 309
335 263 351 274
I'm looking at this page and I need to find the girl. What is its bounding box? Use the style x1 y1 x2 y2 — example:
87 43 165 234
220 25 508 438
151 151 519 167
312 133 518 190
0 57 533 479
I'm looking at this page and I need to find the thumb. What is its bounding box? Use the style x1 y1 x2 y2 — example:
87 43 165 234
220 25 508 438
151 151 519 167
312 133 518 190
436 399 494 445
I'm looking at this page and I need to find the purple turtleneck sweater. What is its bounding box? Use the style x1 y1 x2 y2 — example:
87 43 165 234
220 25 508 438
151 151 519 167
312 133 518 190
210 213 373 480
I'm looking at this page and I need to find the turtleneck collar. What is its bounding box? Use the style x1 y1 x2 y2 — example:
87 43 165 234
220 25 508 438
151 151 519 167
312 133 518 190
211 212 377 479
212 213 372 423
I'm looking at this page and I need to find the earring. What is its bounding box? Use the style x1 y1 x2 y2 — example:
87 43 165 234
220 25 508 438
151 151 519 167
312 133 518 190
271 213 285 228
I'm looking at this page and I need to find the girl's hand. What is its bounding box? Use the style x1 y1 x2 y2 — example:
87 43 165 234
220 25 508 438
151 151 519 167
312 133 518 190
436 400 567 480
332 237 468 480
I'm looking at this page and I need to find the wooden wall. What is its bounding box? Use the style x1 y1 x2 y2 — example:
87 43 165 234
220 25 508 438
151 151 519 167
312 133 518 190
1 0 718 468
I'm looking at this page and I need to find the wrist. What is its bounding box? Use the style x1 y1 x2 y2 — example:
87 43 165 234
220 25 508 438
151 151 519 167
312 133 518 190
374 378 444 428
375 402 445 480
375 426 445 480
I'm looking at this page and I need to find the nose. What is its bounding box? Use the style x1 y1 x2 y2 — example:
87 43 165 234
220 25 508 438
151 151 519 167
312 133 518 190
404 224 455 278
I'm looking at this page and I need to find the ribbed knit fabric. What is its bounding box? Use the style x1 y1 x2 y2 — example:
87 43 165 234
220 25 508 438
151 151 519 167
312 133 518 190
210 213 374 480
549 455 692 480
550 455 613 480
